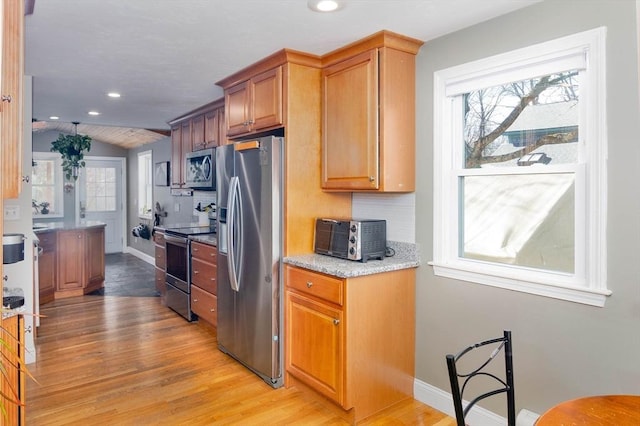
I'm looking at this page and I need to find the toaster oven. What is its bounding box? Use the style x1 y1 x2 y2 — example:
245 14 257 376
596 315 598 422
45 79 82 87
314 218 386 262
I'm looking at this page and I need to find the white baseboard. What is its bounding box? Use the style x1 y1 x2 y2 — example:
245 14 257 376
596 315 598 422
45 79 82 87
413 378 507 426
123 246 155 265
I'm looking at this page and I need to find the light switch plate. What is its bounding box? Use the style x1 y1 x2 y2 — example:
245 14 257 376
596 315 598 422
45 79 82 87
3 205 20 220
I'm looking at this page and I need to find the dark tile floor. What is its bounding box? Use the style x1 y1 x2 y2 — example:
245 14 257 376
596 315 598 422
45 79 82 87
88 253 159 297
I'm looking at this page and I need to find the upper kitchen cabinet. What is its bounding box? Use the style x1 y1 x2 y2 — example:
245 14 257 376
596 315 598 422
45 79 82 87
216 50 352 255
221 66 283 138
1 0 25 199
168 98 225 188
321 31 423 192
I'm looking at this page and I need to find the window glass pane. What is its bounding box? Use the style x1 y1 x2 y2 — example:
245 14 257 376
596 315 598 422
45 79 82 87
463 71 579 169
85 166 117 212
461 173 575 273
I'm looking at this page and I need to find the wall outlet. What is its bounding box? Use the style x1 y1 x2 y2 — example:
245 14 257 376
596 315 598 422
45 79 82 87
4 205 20 220
174 203 180 212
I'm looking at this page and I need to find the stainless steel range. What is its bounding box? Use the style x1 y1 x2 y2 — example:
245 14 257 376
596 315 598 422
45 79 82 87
164 225 215 321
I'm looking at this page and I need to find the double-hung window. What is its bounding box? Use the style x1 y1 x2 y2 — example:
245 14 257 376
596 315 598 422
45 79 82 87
32 152 64 218
432 28 609 306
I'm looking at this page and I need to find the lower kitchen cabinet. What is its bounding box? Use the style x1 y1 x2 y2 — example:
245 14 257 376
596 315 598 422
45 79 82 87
154 231 166 298
0 315 25 425
190 241 217 326
37 231 56 305
284 264 416 422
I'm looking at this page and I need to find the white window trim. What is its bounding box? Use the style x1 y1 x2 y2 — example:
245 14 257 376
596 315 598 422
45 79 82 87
431 27 609 307
138 150 153 220
32 152 64 219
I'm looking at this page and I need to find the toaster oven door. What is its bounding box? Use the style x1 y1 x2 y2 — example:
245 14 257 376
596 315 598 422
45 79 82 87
314 219 349 258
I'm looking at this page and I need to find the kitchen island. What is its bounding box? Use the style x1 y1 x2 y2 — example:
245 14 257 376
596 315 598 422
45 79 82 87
34 221 106 300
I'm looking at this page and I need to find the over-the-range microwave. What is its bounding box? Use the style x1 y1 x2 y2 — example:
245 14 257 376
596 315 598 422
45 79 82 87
185 148 215 190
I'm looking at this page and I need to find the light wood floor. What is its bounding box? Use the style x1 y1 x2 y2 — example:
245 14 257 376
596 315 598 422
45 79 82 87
27 295 454 425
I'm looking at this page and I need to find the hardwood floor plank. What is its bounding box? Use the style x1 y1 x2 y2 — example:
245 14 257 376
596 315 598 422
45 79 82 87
27 296 453 425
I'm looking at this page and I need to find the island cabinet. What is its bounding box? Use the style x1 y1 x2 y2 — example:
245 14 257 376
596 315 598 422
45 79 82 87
190 241 217 327
1 0 25 198
37 231 57 305
0 314 25 425
223 66 283 138
321 31 423 192
55 226 105 298
153 231 166 298
284 264 416 422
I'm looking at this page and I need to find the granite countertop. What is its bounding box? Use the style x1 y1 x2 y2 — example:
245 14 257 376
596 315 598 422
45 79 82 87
33 220 107 233
283 241 420 278
190 234 217 246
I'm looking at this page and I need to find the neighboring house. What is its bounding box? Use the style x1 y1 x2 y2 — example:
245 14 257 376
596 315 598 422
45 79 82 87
503 101 578 147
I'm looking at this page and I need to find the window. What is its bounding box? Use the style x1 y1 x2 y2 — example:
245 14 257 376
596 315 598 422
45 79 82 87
85 166 117 212
138 150 153 219
432 28 609 306
32 152 64 218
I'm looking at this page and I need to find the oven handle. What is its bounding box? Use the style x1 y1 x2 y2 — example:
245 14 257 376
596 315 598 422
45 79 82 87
164 234 189 247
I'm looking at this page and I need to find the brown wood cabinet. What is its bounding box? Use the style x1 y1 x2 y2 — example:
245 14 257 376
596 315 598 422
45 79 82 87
54 226 105 298
169 98 225 188
153 231 166 297
190 241 217 326
1 0 25 198
0 314 25 425
37 231 57 305
285 264 416 422
216 50 352 255
321 31 423 192
223 66 283 138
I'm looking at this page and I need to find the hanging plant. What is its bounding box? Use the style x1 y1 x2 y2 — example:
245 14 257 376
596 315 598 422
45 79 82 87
50 122 92 181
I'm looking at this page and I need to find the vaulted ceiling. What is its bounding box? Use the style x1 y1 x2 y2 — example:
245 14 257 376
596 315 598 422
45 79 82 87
24 0 541 148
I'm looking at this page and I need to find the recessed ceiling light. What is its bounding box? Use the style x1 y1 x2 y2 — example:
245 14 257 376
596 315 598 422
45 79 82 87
49 116 59 120
88 111 100 116
308 0 344 12
107 92 121 98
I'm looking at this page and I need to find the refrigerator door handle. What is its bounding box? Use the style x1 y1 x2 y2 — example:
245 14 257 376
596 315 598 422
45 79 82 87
227 176 242 292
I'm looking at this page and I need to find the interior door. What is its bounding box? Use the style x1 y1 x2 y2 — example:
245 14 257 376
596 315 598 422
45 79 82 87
78 158 124 253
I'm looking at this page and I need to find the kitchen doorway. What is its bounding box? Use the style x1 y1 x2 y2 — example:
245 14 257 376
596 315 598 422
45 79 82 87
77 157 126 253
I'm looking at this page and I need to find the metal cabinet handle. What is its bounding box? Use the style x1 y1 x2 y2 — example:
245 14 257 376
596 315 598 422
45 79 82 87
193 270 199 274
22 175 30 183
193 298 198 302
306 281 313 288
210 308 215 312
369 176 375 182
333 319 340 326
2 95 12 103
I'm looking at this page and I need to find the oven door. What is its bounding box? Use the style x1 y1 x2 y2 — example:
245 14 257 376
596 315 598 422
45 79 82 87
164 234 189 292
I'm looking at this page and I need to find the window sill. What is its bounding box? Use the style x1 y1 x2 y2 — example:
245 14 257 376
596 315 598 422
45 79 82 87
429 261 611 307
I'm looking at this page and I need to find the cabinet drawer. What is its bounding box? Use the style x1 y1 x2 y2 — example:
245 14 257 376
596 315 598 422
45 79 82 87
191 257 217 294
155 245 166 270
154 232 165 245
191 285 217 327
37 232 57 251
191 241 217 262
155 267 165 295
285 266 344 306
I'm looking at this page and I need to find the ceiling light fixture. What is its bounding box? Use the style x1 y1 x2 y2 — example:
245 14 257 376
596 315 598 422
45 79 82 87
49 116 59 120
88 111 100 116
307 0 344 12
107 92 121 98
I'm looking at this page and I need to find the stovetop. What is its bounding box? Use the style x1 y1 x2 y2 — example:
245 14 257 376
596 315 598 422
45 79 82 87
165 225 216 236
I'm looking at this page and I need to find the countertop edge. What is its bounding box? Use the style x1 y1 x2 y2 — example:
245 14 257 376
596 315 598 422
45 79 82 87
283 241 420 278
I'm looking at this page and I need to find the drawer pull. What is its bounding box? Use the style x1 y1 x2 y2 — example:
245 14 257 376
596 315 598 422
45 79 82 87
333 319 340 326
193 270 199 274
210 308 215 312
193 298 198 302
306 281 313 288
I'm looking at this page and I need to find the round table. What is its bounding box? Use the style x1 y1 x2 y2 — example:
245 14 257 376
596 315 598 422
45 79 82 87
536 395 640 425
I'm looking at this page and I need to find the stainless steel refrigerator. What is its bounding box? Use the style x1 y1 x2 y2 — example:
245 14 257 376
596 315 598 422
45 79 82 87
216 136 283 388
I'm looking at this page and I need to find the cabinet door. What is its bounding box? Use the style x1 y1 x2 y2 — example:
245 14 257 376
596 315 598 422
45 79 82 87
1 0 24 198
155 244 166 270
155 266 166 296
286 291 345 405
203 108 218 148
226 81 251 137
57 231 84 290
191 114 205 151
38 250 56 305
170 124 183 187
85 227 105 291
322 50 379 190
0 315 24 424
250 66 283 132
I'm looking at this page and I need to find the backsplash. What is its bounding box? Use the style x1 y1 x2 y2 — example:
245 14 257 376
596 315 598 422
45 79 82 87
352 193 415 243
